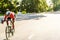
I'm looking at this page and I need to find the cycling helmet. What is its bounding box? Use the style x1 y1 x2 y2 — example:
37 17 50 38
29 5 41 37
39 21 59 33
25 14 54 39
6 11 10 16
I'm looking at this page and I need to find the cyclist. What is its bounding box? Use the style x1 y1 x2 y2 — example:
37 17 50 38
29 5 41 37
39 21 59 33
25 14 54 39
1 9 15 31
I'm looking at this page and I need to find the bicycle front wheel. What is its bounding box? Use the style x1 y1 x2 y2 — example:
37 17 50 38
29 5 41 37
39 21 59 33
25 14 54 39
5 26 11 39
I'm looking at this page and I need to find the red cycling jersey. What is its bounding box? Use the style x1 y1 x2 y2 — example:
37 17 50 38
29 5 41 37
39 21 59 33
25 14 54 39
4 12 15 20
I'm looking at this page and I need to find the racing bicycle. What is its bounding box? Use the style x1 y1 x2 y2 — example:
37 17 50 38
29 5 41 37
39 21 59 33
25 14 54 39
5 19 14 40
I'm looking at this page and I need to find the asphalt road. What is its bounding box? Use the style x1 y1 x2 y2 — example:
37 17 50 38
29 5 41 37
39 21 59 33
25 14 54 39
0 12 60 40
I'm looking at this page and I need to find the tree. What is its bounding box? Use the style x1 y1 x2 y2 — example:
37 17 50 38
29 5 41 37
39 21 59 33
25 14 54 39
20 0 48 13
38 0 48 12
52 0 60 11
0 0 19 14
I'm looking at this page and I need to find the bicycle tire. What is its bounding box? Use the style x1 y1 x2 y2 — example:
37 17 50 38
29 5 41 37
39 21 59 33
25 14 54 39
5 26 11 39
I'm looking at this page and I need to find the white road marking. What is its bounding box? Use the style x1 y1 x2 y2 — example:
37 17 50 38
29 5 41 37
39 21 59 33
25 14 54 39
28 33 34 40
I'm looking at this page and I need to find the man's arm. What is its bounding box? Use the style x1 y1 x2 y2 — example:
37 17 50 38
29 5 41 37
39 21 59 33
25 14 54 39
1 14 7 24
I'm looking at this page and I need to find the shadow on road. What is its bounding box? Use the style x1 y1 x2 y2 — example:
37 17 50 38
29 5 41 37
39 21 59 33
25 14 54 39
0 14 46 22
16 15 46 21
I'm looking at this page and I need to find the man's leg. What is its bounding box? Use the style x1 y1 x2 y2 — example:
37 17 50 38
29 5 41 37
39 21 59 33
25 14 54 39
12 21 14 29
11 19 15 30
6 20 9 26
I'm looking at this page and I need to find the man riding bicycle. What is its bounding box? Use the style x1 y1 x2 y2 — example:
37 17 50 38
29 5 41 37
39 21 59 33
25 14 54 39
1 9 15 31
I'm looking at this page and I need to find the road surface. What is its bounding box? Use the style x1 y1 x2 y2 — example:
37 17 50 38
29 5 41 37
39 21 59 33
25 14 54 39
0 12 60 40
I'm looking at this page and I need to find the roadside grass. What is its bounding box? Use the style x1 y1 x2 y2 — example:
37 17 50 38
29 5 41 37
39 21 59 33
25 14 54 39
0 14 4 16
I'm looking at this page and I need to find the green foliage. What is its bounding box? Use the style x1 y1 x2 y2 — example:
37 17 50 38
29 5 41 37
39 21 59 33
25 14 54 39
22 10 26 14
52 0 60 11
0 0 19 14
38 0 48 12
20 0 49 13
0 13 4 16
